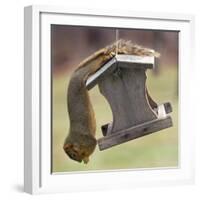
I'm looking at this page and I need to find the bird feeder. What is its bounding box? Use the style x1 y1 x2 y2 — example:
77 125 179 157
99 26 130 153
86 54 173 151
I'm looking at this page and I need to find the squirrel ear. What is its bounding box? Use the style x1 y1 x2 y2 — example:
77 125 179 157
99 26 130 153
63 143 73 150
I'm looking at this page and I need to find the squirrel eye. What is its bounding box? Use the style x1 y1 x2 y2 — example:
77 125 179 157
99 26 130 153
71 152 76 158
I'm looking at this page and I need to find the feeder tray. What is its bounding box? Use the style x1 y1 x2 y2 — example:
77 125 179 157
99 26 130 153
86 54 173 151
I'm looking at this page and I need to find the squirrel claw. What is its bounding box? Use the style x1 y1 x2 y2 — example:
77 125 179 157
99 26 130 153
83 157 89 164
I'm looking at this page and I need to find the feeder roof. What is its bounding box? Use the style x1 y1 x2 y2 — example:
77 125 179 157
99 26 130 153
86 54 155 90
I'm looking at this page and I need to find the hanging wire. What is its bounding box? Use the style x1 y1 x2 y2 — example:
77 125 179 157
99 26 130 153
115 29 119 55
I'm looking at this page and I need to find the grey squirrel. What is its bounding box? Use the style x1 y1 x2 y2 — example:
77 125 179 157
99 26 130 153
63 40 159 163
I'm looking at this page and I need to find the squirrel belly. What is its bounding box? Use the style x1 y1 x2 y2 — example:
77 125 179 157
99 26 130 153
63 40 159 164
64 70 97 164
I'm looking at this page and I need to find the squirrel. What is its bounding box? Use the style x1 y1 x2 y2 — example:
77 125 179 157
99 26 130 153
63 40 159 164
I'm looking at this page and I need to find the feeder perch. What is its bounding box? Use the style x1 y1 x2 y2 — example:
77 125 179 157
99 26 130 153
86 54 173 151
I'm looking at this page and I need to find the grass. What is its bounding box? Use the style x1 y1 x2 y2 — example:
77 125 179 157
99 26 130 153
52 66 178 172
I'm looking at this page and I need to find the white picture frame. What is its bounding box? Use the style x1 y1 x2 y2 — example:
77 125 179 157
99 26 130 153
24 5 195 194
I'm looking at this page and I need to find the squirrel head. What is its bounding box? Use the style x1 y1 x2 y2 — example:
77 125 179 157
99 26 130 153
63 135 97 164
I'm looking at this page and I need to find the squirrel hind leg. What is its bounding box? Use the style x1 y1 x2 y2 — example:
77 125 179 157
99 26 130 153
105 40 134 56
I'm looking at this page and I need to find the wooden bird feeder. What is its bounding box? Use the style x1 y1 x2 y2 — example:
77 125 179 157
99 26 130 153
86 54 173 151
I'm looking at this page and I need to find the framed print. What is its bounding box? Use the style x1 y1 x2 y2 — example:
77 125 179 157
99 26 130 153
24 5 195 194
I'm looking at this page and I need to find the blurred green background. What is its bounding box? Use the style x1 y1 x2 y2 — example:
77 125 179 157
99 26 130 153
51 25 178 172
